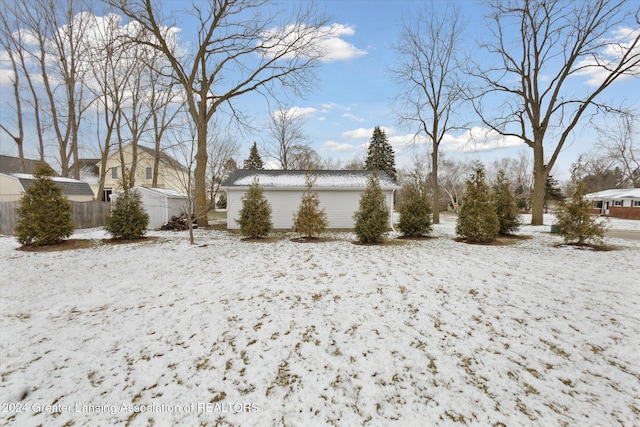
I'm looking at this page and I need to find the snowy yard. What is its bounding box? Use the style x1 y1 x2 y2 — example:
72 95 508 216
1 214 639 426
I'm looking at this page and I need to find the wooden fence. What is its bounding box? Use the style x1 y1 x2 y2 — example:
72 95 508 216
0 200 110 236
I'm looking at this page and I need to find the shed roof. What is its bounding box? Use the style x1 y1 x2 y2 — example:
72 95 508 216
14 174 94 197
585 188 640 200
221 169 399 190
134 186 188 198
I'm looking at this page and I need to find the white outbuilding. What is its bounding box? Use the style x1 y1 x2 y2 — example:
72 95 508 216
221 170 399 230
111 187 189 229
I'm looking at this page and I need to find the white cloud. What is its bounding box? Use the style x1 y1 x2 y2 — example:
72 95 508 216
0 69 15 86
342 113 365 122
574 26 640 86
274 106 317 120
441 127 525 152
318 24 368 62
342 126 394 139
261 23 367 63
322 141 359 152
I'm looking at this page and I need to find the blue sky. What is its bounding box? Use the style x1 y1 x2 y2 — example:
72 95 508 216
1 0 638 181
231 0 639 179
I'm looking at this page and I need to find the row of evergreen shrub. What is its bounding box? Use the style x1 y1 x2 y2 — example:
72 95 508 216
15 164 604 247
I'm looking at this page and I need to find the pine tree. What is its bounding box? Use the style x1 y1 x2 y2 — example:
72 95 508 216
15 163 74 246
456 162 500 243
105 170 150 240
237 178 272 238
365 126 397 181
293 175 328 238
545 175 563 203
353 172 390 243
243 142 264 169
493 170 522 235
555 178 605 245
398 182 433 237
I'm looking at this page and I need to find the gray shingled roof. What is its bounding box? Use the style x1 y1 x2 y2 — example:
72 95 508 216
17 176 94 197
221 169 399 190
0 155 51 175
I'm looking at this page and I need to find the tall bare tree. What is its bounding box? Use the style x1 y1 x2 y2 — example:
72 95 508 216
107 0 329 226
264 104 310 170
390 2 467 224
594 109 639 187
469 0 640 225
15 0 93 178
207 125 240 207
0 7 26 171
0 0 47 164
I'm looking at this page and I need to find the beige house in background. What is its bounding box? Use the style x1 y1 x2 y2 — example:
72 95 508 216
100 144 189 201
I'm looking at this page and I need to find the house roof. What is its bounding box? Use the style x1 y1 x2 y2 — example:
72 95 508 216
221 169 400 190
585 188 640 200
0 155 50 175
134 186 188 198
14 173 95 197
105 145 187 172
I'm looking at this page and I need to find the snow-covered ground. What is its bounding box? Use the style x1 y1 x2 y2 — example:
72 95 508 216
1 214 639 426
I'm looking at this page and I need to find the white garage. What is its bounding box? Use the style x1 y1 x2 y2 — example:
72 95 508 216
111 187 189 229
221 170 399 230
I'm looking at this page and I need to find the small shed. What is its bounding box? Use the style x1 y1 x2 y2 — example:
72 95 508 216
221 170 399 230
1 173 94 202
585 188 640 219
112 187 189 229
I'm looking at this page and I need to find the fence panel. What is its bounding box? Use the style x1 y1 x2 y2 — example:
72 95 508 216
0 200 110 235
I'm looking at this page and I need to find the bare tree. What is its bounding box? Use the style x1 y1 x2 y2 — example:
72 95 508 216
289 145 322 170
107 0 330 226
389 1 467 224
439 155 472 213
0 0 47 164
469 0 640 225
264 104 310 169
13 0 94 178
0 7 25 170
207 126 240 207
594 109 639 187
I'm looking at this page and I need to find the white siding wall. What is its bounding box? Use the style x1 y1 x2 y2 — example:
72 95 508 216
225 188 395 230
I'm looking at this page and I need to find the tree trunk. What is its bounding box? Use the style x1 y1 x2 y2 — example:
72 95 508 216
194 119 209 227
530 146 547 225
431 146 440 224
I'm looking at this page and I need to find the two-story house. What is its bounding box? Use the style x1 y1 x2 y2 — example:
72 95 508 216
99 144 189 201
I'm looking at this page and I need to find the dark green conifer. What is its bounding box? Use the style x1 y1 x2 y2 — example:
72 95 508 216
365 126 397 181
105 169 150 239
456 162 499 243
237 178 272 238
555 178 605 245
293 175 328 238
398 182 433 237
16 163 74 246
493 170 522 235
353 173 390 243
243 142 265 170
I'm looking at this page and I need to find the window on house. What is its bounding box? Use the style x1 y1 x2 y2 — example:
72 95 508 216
613 200 623 207
593 201 602 209
633 200 640 207
111 167 118 179
146 167 152 180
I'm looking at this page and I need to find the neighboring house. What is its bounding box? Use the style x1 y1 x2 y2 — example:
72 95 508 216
221 169 399 230
111 187 189 229
100 144 189 201
0 154 43 175
585 188 640 220
0 154 94 202
71 158 101 198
